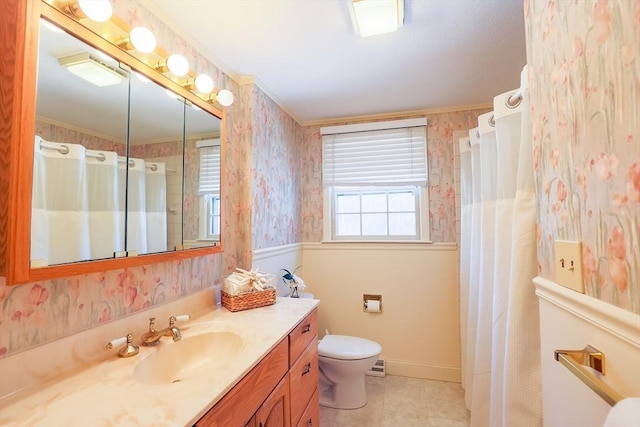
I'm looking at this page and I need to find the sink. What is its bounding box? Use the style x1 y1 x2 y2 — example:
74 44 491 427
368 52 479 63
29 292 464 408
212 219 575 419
133 331 243 385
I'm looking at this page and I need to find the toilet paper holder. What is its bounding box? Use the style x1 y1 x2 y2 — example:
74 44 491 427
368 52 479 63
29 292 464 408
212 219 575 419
363 294 382 313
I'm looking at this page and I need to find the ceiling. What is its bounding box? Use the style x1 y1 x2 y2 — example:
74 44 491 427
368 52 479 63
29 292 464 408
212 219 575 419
145 0 526 125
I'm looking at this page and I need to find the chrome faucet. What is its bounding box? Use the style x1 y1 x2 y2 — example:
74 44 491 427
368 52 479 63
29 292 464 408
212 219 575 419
141 315 189 346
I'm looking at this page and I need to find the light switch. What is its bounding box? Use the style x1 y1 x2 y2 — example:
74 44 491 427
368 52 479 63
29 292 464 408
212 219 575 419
554 240 584 293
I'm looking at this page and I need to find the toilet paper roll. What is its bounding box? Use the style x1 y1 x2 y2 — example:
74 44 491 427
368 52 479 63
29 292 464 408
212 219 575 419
365 300 381 313
603 398 640 427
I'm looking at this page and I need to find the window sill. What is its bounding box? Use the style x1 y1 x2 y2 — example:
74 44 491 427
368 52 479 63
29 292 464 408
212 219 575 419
320 239 433 244
305 241 456 252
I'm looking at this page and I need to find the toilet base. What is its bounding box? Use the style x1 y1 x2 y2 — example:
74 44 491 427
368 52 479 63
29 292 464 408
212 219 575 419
319 374 367 409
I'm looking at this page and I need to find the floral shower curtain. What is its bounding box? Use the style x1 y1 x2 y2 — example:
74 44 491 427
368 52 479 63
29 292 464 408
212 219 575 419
460 65 542 426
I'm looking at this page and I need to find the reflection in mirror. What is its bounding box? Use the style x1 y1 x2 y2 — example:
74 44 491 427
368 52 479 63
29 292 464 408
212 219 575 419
183 103 222 247
32 19 129 266
128 72 186 255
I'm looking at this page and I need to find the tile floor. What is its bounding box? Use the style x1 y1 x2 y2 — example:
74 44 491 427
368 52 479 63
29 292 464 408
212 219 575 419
319 375 470 427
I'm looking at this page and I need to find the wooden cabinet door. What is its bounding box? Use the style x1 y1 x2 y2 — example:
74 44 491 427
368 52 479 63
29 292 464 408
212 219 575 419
256 373 290 427
194 339 288 427
244 415 257 427
295 390 319 427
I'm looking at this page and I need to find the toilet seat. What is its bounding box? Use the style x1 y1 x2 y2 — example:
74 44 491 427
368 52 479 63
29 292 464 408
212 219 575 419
318 335 382 360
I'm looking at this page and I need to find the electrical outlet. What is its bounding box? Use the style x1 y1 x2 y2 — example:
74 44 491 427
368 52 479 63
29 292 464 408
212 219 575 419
554 240 584 293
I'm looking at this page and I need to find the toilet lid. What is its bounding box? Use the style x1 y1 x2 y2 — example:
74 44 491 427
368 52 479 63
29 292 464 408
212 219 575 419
318 335 382 360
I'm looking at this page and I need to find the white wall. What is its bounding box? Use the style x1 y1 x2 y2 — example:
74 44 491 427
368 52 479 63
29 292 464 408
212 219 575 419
536 277 640 426
301 242 461 381
252 243 303 297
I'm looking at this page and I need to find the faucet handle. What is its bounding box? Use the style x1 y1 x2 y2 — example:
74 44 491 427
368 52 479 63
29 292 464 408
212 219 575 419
169 314 189 326
106 333 139 358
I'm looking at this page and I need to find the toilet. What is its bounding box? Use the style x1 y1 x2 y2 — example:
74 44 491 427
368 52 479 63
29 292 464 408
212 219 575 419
317 334 382 409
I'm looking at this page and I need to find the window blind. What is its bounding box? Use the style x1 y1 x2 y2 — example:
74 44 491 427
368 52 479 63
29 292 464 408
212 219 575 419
198 142 221 194
322 123 428 187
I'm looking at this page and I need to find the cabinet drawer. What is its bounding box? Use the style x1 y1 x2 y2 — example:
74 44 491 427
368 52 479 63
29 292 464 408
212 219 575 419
289 340 318 427
289 308 318 365
295 390 319 427
195 339 288 427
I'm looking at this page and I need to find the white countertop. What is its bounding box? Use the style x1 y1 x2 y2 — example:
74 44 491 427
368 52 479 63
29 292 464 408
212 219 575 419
0 297 319 427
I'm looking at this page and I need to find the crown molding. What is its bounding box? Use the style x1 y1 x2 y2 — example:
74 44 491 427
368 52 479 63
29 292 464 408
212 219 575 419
300 103 493 127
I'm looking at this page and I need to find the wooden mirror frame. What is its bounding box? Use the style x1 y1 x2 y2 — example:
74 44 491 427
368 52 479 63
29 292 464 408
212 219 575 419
1 0 225 285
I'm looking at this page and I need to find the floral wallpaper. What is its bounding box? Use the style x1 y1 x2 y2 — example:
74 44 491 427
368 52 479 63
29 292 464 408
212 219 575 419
252 86 304 250
526 0 639 313
301 109 490 242
35 120 126 155
0 255 221 356
0 0 246 357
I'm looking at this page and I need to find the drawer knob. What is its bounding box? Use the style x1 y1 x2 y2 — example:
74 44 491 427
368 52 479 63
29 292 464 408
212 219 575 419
302 362 312 376
307 419 313 427
302 324 311 334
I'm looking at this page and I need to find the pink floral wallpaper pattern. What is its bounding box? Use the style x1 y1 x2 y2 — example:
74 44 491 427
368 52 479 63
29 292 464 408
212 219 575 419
252 86 304 250
526 0 639 313
0 0 244 357
301 109 490 242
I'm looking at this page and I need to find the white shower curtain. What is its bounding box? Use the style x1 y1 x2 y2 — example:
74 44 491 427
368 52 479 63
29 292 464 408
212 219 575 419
87 150 124 259
464 127 482 411
123 158 148 255
31 138 167 264
145 162 167 253
460 65 541 426
31 137 91 265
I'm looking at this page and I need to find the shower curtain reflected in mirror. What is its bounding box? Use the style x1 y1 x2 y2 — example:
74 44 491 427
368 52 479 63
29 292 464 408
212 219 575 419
31 137 167 266
460 65 542 426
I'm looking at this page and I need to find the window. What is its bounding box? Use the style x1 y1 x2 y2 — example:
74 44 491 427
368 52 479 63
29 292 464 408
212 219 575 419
197 139 221 240
321 118 429 241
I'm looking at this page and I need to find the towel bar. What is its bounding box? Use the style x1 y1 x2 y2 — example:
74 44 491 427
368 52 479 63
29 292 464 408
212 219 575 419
555 345 624 406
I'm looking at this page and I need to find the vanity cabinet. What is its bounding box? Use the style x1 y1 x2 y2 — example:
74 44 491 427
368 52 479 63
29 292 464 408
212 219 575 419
194 339 288 427
288 309 319 427
255 374 291 427
194 308 319 427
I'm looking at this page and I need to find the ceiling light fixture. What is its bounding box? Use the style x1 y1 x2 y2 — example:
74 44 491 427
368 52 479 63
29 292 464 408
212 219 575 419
59 52 127 87
349 0 404 37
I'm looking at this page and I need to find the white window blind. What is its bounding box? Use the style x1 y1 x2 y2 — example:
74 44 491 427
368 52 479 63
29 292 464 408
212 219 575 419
322 119 428 187
197 139 221 194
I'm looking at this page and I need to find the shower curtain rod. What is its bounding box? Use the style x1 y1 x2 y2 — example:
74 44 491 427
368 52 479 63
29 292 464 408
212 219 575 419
39 140 165 172
40 140 108 162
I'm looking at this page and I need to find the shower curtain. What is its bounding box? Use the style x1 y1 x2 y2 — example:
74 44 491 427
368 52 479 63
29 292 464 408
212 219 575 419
460 65 541 426
31 137 167 265
145 162 168 253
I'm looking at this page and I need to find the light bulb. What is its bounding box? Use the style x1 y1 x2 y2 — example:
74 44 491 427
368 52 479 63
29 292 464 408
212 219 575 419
216 89 234 106
77 0 112 22
166 54 189 77
194 74 214 94
129 27 156 53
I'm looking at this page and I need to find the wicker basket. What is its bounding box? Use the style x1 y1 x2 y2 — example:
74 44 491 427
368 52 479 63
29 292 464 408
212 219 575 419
221 288 276 312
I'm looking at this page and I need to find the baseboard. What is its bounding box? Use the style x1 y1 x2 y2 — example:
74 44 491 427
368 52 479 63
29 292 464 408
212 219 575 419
385 359 461 382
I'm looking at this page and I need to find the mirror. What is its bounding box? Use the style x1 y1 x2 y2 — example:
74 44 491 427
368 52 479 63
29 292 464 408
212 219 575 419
30 13 222 268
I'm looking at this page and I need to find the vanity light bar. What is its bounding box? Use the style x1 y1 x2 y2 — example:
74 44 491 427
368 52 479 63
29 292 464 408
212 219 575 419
49 0 233 107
